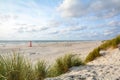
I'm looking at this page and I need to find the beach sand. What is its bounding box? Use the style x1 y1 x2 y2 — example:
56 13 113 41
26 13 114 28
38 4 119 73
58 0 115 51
0 41 101 65
1 41 120 80
45 48 120 80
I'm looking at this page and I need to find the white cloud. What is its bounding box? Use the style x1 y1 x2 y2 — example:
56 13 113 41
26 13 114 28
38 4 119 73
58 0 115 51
104 30 113 36
58 0 120 18
57 0 88 18
15 24 49 33
58 25 87 35
0 0 120 40
102 20 120 36
47 20 62 27
0 0 58 40
108 20 120 27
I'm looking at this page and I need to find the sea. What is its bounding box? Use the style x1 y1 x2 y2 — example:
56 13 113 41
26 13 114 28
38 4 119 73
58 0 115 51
0 40 95 44
0 40 96 47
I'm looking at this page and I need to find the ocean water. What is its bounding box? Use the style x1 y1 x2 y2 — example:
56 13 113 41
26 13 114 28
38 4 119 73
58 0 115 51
0 40 94 44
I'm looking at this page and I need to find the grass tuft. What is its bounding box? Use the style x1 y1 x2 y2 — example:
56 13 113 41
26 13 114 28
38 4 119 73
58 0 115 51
0 53 35 80
35 60 48 80
48 54 84 77
85 47 101 63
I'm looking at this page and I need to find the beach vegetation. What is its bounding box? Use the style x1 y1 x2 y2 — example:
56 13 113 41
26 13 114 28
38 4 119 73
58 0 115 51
85 47 101 63
100 35 120 50
35 60 48 80
48 54 84 77
85 35 120 63
0 53 84 79
0 53 35 80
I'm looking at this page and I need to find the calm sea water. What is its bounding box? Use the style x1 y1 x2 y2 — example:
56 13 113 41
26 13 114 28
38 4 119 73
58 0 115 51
0 40 95 44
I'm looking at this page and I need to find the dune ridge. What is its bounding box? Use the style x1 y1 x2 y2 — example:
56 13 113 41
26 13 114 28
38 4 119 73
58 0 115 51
45 48 120 80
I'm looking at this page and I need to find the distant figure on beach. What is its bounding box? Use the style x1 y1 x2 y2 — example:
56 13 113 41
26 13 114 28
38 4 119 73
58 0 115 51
29 41 32 47
118 44 120 50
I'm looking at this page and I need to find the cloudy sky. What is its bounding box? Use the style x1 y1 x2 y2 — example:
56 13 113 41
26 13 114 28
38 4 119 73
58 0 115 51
0 0 120 40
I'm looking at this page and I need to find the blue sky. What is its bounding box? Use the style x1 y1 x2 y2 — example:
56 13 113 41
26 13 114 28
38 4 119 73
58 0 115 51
0 0 120 40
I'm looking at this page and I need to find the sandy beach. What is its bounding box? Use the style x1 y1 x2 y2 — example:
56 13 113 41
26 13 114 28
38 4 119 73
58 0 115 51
45 48 120 80
0 41 101 65
1 41 120 80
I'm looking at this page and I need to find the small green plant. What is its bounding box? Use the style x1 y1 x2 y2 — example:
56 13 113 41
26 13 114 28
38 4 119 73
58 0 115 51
48 54 83 77
35 60 48 80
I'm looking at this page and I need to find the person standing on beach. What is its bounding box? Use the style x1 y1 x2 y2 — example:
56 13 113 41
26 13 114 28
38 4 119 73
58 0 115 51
29 41 32 47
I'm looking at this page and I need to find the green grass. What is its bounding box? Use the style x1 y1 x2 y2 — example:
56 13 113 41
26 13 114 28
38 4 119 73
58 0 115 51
35 60 48 80
85 47 101 63
0 53 84 79
48 54 84 77
0 53 35 80
85 35 120 63
100 35 120 49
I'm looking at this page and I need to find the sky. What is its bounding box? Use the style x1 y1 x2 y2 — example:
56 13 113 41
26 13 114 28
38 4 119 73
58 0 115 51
0 0 120 40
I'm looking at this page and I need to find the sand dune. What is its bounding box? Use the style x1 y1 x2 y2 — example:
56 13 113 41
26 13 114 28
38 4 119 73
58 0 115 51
45 48 120 80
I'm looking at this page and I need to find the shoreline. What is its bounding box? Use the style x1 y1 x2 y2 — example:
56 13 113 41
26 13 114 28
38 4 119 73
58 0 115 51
0 41 101 65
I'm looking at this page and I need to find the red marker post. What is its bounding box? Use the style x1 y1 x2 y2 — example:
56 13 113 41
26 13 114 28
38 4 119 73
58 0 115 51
29 41 32 47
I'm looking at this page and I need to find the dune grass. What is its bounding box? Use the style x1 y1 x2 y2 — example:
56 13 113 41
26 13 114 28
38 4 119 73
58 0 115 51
85 35 120 63
85 47 101 63
48 54 84 77
0 53 35 80
35 60 48 80
0 53 49 80
100 35 120 50
0 53 84 79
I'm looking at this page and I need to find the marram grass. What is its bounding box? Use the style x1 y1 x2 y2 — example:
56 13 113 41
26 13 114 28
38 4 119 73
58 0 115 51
0 53 35 80
85 35 120 63
35 60 48 80
100 35 120 50
48 54 84 77
0 53 84 80
85 47 101 63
